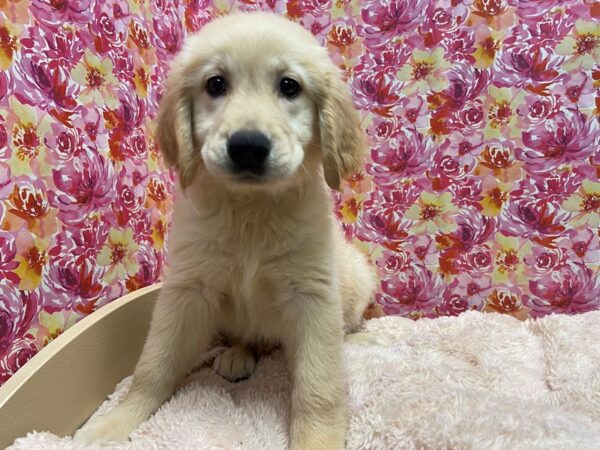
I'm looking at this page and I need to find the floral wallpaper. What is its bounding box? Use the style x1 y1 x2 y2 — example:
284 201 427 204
0 0 599 385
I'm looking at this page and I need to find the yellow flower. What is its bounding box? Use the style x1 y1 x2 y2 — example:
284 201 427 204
0 18 19 70
151 217 168 250
473 29 504 69
98 228 139 283
484 86 524 140
556 21 600 71
405 191 458 234
37 311 78 346
480 176 511 217
491 233 530 284
397 48 450 95
72 50 119 108
14 232 49 290
133 64 150 98
562 180 600 227
5 98 52 176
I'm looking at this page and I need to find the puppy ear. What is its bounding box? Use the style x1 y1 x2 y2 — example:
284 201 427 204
318 69 367 190
156 65 199 189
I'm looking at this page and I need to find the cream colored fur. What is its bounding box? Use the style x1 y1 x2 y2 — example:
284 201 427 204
74 12 376 450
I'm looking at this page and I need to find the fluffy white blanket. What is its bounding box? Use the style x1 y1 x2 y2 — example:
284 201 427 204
9 310 600 450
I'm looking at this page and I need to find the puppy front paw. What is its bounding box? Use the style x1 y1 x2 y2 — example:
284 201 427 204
212 345 256 381
73 405 141 444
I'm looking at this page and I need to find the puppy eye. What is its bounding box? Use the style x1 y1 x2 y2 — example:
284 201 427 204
279 77 301 99
206 76 227 97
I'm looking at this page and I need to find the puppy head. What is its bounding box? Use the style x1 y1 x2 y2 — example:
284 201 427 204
156 12 366 191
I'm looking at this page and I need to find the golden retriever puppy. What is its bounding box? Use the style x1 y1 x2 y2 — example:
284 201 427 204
75 11 377 450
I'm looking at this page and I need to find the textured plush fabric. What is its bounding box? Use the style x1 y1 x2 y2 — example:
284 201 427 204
10 310 600 449
1 0 599 384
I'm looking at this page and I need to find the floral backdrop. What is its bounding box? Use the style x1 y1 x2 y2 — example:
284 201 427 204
0 0 599 384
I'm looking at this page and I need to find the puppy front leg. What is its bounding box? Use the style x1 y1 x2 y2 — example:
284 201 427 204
74 284 217 443
285 297 346 450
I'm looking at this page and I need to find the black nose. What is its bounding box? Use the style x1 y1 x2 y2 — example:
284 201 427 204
227 130 271 174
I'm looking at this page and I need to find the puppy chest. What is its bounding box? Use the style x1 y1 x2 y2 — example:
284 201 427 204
216 263 285 339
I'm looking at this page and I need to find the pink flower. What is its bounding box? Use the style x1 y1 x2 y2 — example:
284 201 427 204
358 185 421 245
510 175 571 207
376 248 411 275
71 107 108 149
556 72 595 107
440 62 489 109
368 41 412 71
300 13 333 45
531 170 583 204
366 115 402 143
525 264 600 317
126 243 164 291
456 244 494 275
421 5 468 47
112 163 147 225
508 0 568 19
109 48 134 83
356 202 411 246
49 217 109 265
184 0 214 32
499 199 568 244
561 229 600 265
511 11 573 49
0 335 39 383
0 116 9 159
129 210 153 245
44 256 105 313
437 208 496 274
427 142 476 190
431 63 489 135
13 54 79 111
448 176 483 210
439 207 496 250
0 232 19 285
524 245 567 276
350 65 402 113
518 109 598 174
435 277 485 316
404 234 437 265
359 0 429 48
518 93 561 127
105 87 147 135
379 266 445 315
369 128 436 187
44 122 84 163
31 0 92 29
493 41 562 89
441 29 476 64
91 0 130 53
287 0 332 18
20 26 86 71
152 11 184 61
0 287 40 358
48 150 116 225
398 96 429 129
0 163 11 198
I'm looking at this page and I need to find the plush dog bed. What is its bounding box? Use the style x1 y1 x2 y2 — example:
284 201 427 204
7 308 600 449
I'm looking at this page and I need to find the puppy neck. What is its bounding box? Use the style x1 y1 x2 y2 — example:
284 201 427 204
179 169 329 215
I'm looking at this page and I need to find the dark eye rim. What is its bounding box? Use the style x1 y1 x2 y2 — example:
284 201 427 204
206 75 227 97
279 77 301 99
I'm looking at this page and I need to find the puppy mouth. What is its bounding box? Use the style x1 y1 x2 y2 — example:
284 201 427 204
235 172 265 183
